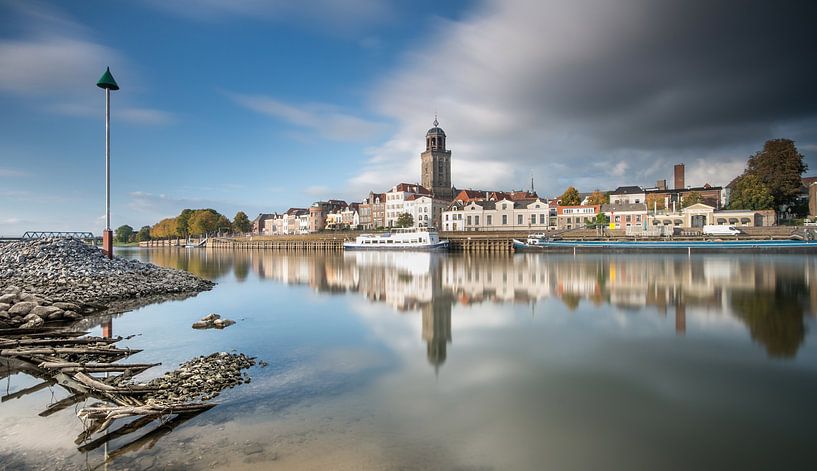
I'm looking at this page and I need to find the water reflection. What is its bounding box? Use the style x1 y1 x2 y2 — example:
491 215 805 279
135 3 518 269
131 249 817 360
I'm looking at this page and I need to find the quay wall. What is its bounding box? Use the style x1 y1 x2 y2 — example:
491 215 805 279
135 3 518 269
138 226 804 253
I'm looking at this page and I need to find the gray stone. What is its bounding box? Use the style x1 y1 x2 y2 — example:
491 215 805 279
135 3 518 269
2 286 20 295
63 310 82 320
0 311 9 320
52 302 80 311
20 317 44 328
47 310 64 320
202 313 221 321
0 303 10 312
8 301 36 316
192 321 210 329
29 305 61 319
0 293 17 304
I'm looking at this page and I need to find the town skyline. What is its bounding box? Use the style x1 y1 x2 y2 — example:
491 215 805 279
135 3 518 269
1 0 815 235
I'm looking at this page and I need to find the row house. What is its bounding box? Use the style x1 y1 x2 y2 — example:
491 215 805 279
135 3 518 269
309 200 347 232
556 205 600 230
404 195 449 228
451 189 539 204
265 208 309 235
252 213 279 235
385 183 432 227
441 198 552 231
647 203 776 228
609 186 646 205
602 203 648 230
359 192 386 229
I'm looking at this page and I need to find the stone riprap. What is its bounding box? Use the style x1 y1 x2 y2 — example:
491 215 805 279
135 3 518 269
192 313 236 329
0 238 214 323
144 352 256 402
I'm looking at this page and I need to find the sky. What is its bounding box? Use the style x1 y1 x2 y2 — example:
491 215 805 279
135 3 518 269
0 0 815 235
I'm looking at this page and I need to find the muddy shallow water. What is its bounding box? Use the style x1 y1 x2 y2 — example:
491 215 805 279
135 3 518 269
1 249 816 470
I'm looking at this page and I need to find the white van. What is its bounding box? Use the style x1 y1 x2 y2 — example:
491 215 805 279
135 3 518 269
703 225 741 236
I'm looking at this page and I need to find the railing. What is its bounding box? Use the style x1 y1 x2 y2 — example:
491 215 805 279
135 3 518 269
21 231 97 240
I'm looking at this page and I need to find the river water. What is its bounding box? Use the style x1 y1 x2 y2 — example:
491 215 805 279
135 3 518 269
1 249 816 470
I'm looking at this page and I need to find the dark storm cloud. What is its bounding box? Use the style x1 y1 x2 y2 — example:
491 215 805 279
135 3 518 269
519 0 817 149
360 0 817 196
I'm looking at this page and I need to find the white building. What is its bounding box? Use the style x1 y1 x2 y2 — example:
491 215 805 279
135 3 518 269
441 198 552 231
386 183 433 227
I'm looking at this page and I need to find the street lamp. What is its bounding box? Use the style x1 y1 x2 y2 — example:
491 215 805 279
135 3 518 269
96 67 119 259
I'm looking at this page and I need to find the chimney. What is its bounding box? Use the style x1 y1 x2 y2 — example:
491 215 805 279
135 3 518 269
674 164 685 190
656 179 667 191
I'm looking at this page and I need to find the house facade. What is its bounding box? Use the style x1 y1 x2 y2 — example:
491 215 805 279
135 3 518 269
602 203 648 230
385 183 432 227
441 198 552 232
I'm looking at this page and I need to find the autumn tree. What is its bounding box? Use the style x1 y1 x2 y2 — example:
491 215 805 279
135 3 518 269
150 218 178 239
586 190 609 205
176 209 194 238
232 211 252 233
728 174 774 210
645 193 666 211
745 139 807 208
188 210 221 236
114 225 134 243
559 186 581 206
681 191 704 208
396 212 414 228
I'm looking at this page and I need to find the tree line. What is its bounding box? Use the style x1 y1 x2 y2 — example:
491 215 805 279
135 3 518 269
114 209 252 243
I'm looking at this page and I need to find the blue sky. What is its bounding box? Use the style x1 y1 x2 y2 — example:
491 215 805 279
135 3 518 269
1 0 815 235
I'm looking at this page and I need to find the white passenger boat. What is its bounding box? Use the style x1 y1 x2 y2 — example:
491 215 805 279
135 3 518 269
343 227 450 251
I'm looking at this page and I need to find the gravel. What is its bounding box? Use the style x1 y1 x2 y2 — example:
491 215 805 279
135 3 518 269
144 352 256 403
0 238 214 318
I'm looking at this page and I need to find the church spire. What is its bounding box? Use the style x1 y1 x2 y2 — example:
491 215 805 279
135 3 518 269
433 113 438 128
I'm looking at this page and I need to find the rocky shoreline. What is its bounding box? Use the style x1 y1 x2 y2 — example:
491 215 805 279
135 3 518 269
0 238 214 325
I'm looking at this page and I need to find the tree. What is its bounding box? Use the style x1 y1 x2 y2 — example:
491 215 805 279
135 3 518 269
217 215 232 234
135 225 152 242
188 210 220 236
681 191 704 208
232 211 251 233
559 186 581 206
150 218 178 239
586 190 609 205
593 213 610 227
114 225 134 243
745 139 807 208
728 174 774 210
645 193 666 211
176 209 194 238
396 212 414 228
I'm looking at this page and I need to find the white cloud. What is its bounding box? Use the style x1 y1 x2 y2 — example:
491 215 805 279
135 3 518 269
229 93 387 141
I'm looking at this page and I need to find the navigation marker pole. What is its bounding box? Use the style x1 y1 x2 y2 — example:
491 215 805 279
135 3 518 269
96 67 119 259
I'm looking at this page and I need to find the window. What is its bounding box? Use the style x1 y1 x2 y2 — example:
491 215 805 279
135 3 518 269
530 215 535 224
475 216 480 225
502 215 508 225
539 214 546 224
466 216 472 225
517 215 523 225
487 215 492 225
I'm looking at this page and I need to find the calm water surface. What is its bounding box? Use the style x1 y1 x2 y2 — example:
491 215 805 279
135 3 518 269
1 249 816 470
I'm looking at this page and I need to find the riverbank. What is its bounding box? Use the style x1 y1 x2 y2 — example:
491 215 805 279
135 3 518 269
0 238 214 325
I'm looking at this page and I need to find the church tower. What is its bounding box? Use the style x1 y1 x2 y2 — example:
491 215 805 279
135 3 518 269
420 116 453 199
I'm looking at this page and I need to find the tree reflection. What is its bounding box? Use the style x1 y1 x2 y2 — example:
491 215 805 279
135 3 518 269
731 270 807 358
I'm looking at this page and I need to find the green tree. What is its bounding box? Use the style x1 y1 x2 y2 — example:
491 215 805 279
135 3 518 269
681 191 704 208
745 139 807 208
217 215 232 234
232 211 252 233
728 174 775 210
188 210 220 236
114 225 134 243
396 212 414 228
592 213 610 227
176 209 194 238
559 186 581 206
646 193 666 211
135 225 152 242
586 190 609 205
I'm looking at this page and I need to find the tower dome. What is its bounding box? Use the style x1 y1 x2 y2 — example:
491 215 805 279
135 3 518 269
426 115 446 137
